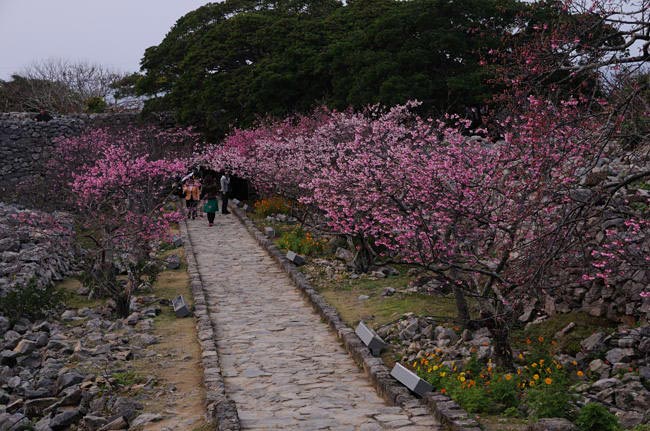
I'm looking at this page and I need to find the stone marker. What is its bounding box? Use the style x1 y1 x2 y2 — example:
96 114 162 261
172 295 191 318
355 321 387 356
390 363 433 397
286 250 306 266
264 227 275 238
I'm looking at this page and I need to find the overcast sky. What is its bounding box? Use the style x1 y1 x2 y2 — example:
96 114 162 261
0 0 214 79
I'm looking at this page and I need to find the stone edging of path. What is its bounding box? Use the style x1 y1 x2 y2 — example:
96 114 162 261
231 207 482 431
179 220 241 431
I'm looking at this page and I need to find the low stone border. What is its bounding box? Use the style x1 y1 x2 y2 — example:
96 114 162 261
179 220 241 431
231 207 481 431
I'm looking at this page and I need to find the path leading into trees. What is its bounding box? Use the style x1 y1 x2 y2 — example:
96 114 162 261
186 213 441 431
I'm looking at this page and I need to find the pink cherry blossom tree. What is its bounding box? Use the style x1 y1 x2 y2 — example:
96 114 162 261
50 126 198 316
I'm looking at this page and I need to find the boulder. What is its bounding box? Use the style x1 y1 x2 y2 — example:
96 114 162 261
580 332 606 353
13 339 37 355
334 247 354 263
98 416 128 431
605 348 635 364
130 413 163 428
56 371 84 392
81 415 108 431
49 408 82 430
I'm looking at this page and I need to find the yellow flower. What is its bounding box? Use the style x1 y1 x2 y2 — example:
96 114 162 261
539 359 545 365
459 376 466 382
546 367 552 374
518 353 524 360
544 378 552 385
532 363 538 368
533 374 540 380
577 370 584 377
571 360 578 366
433 365 439 371
440 372 446 377
529 381 536 387
505 374 513 381
538 336 544 342
413 361 418 368
517 369 522 375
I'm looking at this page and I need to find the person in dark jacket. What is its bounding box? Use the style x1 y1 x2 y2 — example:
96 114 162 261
220 173 231 214
201 180 219 226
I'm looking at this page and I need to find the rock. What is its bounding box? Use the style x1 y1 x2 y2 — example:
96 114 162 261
125 312 140 326
59 386 82 406
50 408 82 430
435 326 459 344
34 416 53 431
130 413 163 428
605 348 635 364
580 332 606 353
7 376 21 388
617 411 644 429
0 350 19 366
0 413 30 430
639 366 650 381
165 254 181 270
99 416 128 431
60 310 77 321
2 330 21 348
172 236 183 248
519 303 537 323
358 295 369 301
56 371 84 392
334 247 354 263
526 418 577 431
379 266 399 276
13 339 37 355
588 359 610 377
34 332 49 347
0 316 9 334
369 270 386 278
382 287 396 297
554 322 575 338
590 377 620 391
109 397 142 422
24 397 58 417
264 227 275 238
81 415 108 431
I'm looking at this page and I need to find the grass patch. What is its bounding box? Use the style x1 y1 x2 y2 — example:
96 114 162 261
322 289 458 329
58 277 104 309
511 312 616 355
112 370 145 387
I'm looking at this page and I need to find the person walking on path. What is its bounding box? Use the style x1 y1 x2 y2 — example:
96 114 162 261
201 179 219 226
183 178 201 219
220 173 231 214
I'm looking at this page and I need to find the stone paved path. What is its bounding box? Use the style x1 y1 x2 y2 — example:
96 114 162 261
187 214 441 431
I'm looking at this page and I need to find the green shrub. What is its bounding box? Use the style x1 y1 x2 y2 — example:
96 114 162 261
0 278 66 323
575 403 621 431
85 96 107 113
277 227 325 256
525 381 574 419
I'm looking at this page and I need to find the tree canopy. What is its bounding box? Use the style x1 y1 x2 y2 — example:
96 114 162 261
138 0 526 138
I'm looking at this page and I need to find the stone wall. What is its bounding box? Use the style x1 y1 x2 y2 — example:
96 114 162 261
0 113 142 192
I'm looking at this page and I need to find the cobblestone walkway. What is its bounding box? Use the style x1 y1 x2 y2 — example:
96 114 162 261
186 214 441 431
